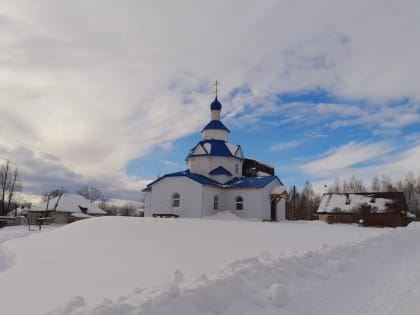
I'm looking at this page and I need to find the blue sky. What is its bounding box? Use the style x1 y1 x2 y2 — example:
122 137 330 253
0 0 419 203
127 89 419 193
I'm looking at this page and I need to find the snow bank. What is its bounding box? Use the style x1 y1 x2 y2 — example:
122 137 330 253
204 210 245 220
48 224 420 315
0 217 390 315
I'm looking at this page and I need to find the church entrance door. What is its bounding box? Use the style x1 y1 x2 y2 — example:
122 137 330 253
270 199 277 221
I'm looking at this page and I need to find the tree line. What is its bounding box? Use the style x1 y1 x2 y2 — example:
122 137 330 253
287 173 420 220
0 161 22 216
1 160 141 217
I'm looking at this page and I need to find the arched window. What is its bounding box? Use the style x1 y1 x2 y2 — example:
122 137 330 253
235 196 243 210
213 195 219 210
235 163 239 174
172 193 180 208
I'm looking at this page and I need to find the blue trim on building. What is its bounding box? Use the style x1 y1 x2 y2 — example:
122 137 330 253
209 166 232 176
143 170 221 190
201 120 230 132
143 170 283 191
187 140 242 159
225 176 283 188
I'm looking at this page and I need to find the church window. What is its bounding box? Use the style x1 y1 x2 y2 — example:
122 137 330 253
213 195 219 210
235 196 243 210
172 193 180 208
235 164 239 174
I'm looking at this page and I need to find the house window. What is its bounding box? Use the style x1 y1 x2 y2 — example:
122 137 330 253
213 195 219 210
235 196 243 210
172 193 180 208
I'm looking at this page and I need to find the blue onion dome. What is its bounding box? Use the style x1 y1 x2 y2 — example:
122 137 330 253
210 97 222 110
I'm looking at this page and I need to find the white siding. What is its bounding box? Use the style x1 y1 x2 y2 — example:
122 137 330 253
202 187 223 216
148 177 203 218
187 156 243 182
144 191 152 217
278 198 286 221
225 189 262 219
202 129 228 141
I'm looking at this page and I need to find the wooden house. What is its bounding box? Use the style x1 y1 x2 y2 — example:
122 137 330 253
316 192 408 227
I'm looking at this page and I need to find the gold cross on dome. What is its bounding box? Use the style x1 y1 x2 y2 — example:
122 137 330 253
212 80 221 97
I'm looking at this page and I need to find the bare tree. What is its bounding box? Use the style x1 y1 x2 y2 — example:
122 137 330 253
371 175 381 192
328 178 342 193
42 188 66 202
0 161 22 216
380 175 397 192
77 185 104 202
287 181 321 220
345 175 366 193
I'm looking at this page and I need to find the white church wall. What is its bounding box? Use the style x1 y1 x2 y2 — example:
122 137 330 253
144 191 152 217
224 189 262 219
148 177 203 218
202 186 223 216
262 179 286 221
188 156 243 182
278 198 286 221
202 129 228 141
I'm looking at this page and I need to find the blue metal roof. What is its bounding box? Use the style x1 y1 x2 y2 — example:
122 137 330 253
143 170 283 191
201 120 230 132
209 166 232 176
144 170 221 189
187 140 241 159
226 176 283 188
210 97 222 110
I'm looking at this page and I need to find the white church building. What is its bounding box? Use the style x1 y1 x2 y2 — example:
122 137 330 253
143 95 288 221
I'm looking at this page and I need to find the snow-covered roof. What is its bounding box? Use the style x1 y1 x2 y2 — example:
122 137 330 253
317 192 407 214
31 194 106 215
187 140 243 159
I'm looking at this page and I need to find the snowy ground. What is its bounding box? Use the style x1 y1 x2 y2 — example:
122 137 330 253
0 215 418 315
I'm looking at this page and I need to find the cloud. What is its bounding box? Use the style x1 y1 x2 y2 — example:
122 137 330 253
0 0 419 200
301 142 393 177
270 141 302 152
302 142 420 193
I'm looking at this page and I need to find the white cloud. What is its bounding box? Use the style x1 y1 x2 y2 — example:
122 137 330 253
302 143 420 193
0 0 419 198
301 142 393 177
270 141 302 152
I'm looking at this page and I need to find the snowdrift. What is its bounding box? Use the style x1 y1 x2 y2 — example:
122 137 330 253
0 217 393 315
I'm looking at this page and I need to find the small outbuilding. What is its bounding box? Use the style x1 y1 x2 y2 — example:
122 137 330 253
316 192 409 227
29 194 106 225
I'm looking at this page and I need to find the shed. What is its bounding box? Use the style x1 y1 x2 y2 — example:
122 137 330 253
316 192 408 227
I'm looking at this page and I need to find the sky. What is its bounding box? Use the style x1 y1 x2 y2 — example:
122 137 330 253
0 0 419 203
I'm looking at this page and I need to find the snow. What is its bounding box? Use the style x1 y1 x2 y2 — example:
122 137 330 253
1 217 419 315
32 194 106 215
318 193 394 213
70 212 92 218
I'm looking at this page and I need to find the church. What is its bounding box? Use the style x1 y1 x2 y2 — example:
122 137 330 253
143 93 288 221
